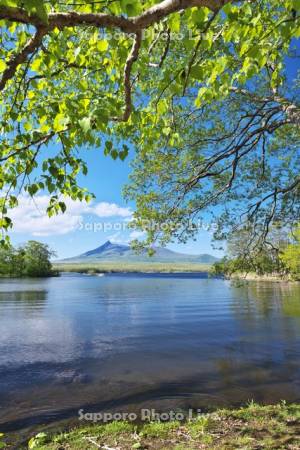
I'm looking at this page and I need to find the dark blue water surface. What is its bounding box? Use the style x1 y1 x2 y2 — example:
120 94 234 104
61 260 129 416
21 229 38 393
0 273 300 434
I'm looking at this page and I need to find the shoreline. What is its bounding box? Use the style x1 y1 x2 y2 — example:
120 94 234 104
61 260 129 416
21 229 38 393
228 272 300 282
53 262 212 274
6 401 300 449
55 265 300 281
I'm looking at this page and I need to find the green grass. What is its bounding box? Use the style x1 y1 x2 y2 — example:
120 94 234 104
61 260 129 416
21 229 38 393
54 261 211 273
9 401 300 449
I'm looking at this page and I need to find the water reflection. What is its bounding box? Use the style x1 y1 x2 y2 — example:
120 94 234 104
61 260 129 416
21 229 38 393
231 281 300 318
0 274 299 434
0 290 47 304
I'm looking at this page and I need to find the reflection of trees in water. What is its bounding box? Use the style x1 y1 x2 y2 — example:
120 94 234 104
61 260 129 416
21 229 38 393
231 282 300 318
215 283 300 397
279 284 300 318
229 282 300 344
0 290 47 306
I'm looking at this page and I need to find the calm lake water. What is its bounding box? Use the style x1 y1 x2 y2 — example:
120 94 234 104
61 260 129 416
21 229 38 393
1 273 300 436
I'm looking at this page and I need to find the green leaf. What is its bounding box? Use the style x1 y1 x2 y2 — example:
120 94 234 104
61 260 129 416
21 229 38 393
58 201 66 213
79 117 91 133
239 42 249 57
0 60 6 72
27 184 39 196
47 182 55 194
104 140 113 155
292 0 300 11
119 144 129 160
53 113 68 132
169 13 181 32
242 3 252 16
120 0 141 16
31 58 42 72
190 65 204 80
190 7 210 25
23 0 48 24
0 217 12 229
97 40 109 52
111 149 118 160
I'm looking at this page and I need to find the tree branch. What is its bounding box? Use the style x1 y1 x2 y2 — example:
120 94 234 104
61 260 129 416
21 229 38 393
0 1 235 32
0 0 238 117
115 31 142 122
0 27 47 92
0 131 56 163
229 87 300 125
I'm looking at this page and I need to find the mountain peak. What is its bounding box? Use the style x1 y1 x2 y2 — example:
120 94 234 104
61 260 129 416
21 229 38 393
80 240 129 258
61 240 220 264
102 240 113 248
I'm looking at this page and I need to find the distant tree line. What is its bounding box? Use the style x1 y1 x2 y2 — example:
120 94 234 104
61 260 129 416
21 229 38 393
0 241 56 277
213 225 300 280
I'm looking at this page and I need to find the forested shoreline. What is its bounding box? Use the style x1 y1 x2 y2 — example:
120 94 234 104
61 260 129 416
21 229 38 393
0 241 57 277
212 225 300 281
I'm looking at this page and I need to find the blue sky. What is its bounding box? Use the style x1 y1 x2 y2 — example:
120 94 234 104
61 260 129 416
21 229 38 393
10 148 221 259
9 40 299 259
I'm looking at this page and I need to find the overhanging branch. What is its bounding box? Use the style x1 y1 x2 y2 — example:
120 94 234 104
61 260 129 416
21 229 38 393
115 31 142 122
0 27 47 92
0 0 235 31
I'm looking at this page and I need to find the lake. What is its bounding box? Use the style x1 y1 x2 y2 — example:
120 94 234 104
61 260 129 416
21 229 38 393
1 273 300 437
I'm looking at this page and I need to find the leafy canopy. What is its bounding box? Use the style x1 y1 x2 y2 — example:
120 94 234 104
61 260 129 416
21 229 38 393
0 0 299 246
126 69 300 251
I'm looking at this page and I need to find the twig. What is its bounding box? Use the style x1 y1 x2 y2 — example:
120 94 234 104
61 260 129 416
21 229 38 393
84 436 121 449
84 437 102 448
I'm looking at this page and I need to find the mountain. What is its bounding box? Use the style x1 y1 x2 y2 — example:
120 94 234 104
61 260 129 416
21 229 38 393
59 240 219 264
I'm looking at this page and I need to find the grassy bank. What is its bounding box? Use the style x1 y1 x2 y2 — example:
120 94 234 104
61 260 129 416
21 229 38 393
16 402 300 449
54 262 211 274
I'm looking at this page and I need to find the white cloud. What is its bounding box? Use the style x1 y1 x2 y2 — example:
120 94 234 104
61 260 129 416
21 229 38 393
108 232 124 244
123 216 134 223
9 194 132 237
129 230 146 240
107 230 146 245
92 202 132 218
